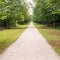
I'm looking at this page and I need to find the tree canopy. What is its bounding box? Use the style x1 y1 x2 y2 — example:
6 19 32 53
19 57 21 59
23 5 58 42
0 0 30 28
33 0 60 27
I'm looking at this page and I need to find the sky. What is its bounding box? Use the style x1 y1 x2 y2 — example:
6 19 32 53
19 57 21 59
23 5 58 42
26 0 34 15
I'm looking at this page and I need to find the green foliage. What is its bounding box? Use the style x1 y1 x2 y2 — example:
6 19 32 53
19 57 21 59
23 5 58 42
33 0 60 27
0 0 30 28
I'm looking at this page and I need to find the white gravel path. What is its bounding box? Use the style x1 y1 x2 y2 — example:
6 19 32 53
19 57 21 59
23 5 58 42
0 22 60 60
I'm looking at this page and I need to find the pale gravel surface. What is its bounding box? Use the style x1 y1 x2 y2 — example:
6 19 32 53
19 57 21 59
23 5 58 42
0 22 60 60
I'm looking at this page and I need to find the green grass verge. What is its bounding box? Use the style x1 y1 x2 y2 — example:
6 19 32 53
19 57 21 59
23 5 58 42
35 23 60 55
0 24 28 54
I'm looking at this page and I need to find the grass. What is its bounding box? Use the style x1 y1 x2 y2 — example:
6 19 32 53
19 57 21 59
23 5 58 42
0 24 29 54
35 23 60 55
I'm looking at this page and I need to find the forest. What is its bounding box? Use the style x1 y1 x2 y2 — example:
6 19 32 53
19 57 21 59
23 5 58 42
1 0 60 28
33 0 60 27
0 0 30 28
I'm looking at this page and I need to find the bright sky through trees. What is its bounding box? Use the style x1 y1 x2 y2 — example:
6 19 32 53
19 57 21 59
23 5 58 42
26 0 34 15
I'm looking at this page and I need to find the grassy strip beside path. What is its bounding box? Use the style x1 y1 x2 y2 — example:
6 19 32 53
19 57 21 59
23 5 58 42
0 24 28 54
35 23 60 55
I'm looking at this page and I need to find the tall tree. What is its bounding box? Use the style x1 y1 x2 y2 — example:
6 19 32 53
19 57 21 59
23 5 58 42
0 0 30 28
33 0 60 27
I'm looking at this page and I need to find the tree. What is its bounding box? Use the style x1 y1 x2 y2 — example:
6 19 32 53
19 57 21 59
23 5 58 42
33 0 60 27
0 0 30 28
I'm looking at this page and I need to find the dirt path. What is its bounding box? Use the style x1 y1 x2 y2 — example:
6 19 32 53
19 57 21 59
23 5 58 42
0 23 60 60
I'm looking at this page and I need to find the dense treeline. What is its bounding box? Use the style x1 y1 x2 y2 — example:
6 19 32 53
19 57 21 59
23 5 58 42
33 0 60 27
0 0 30 28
